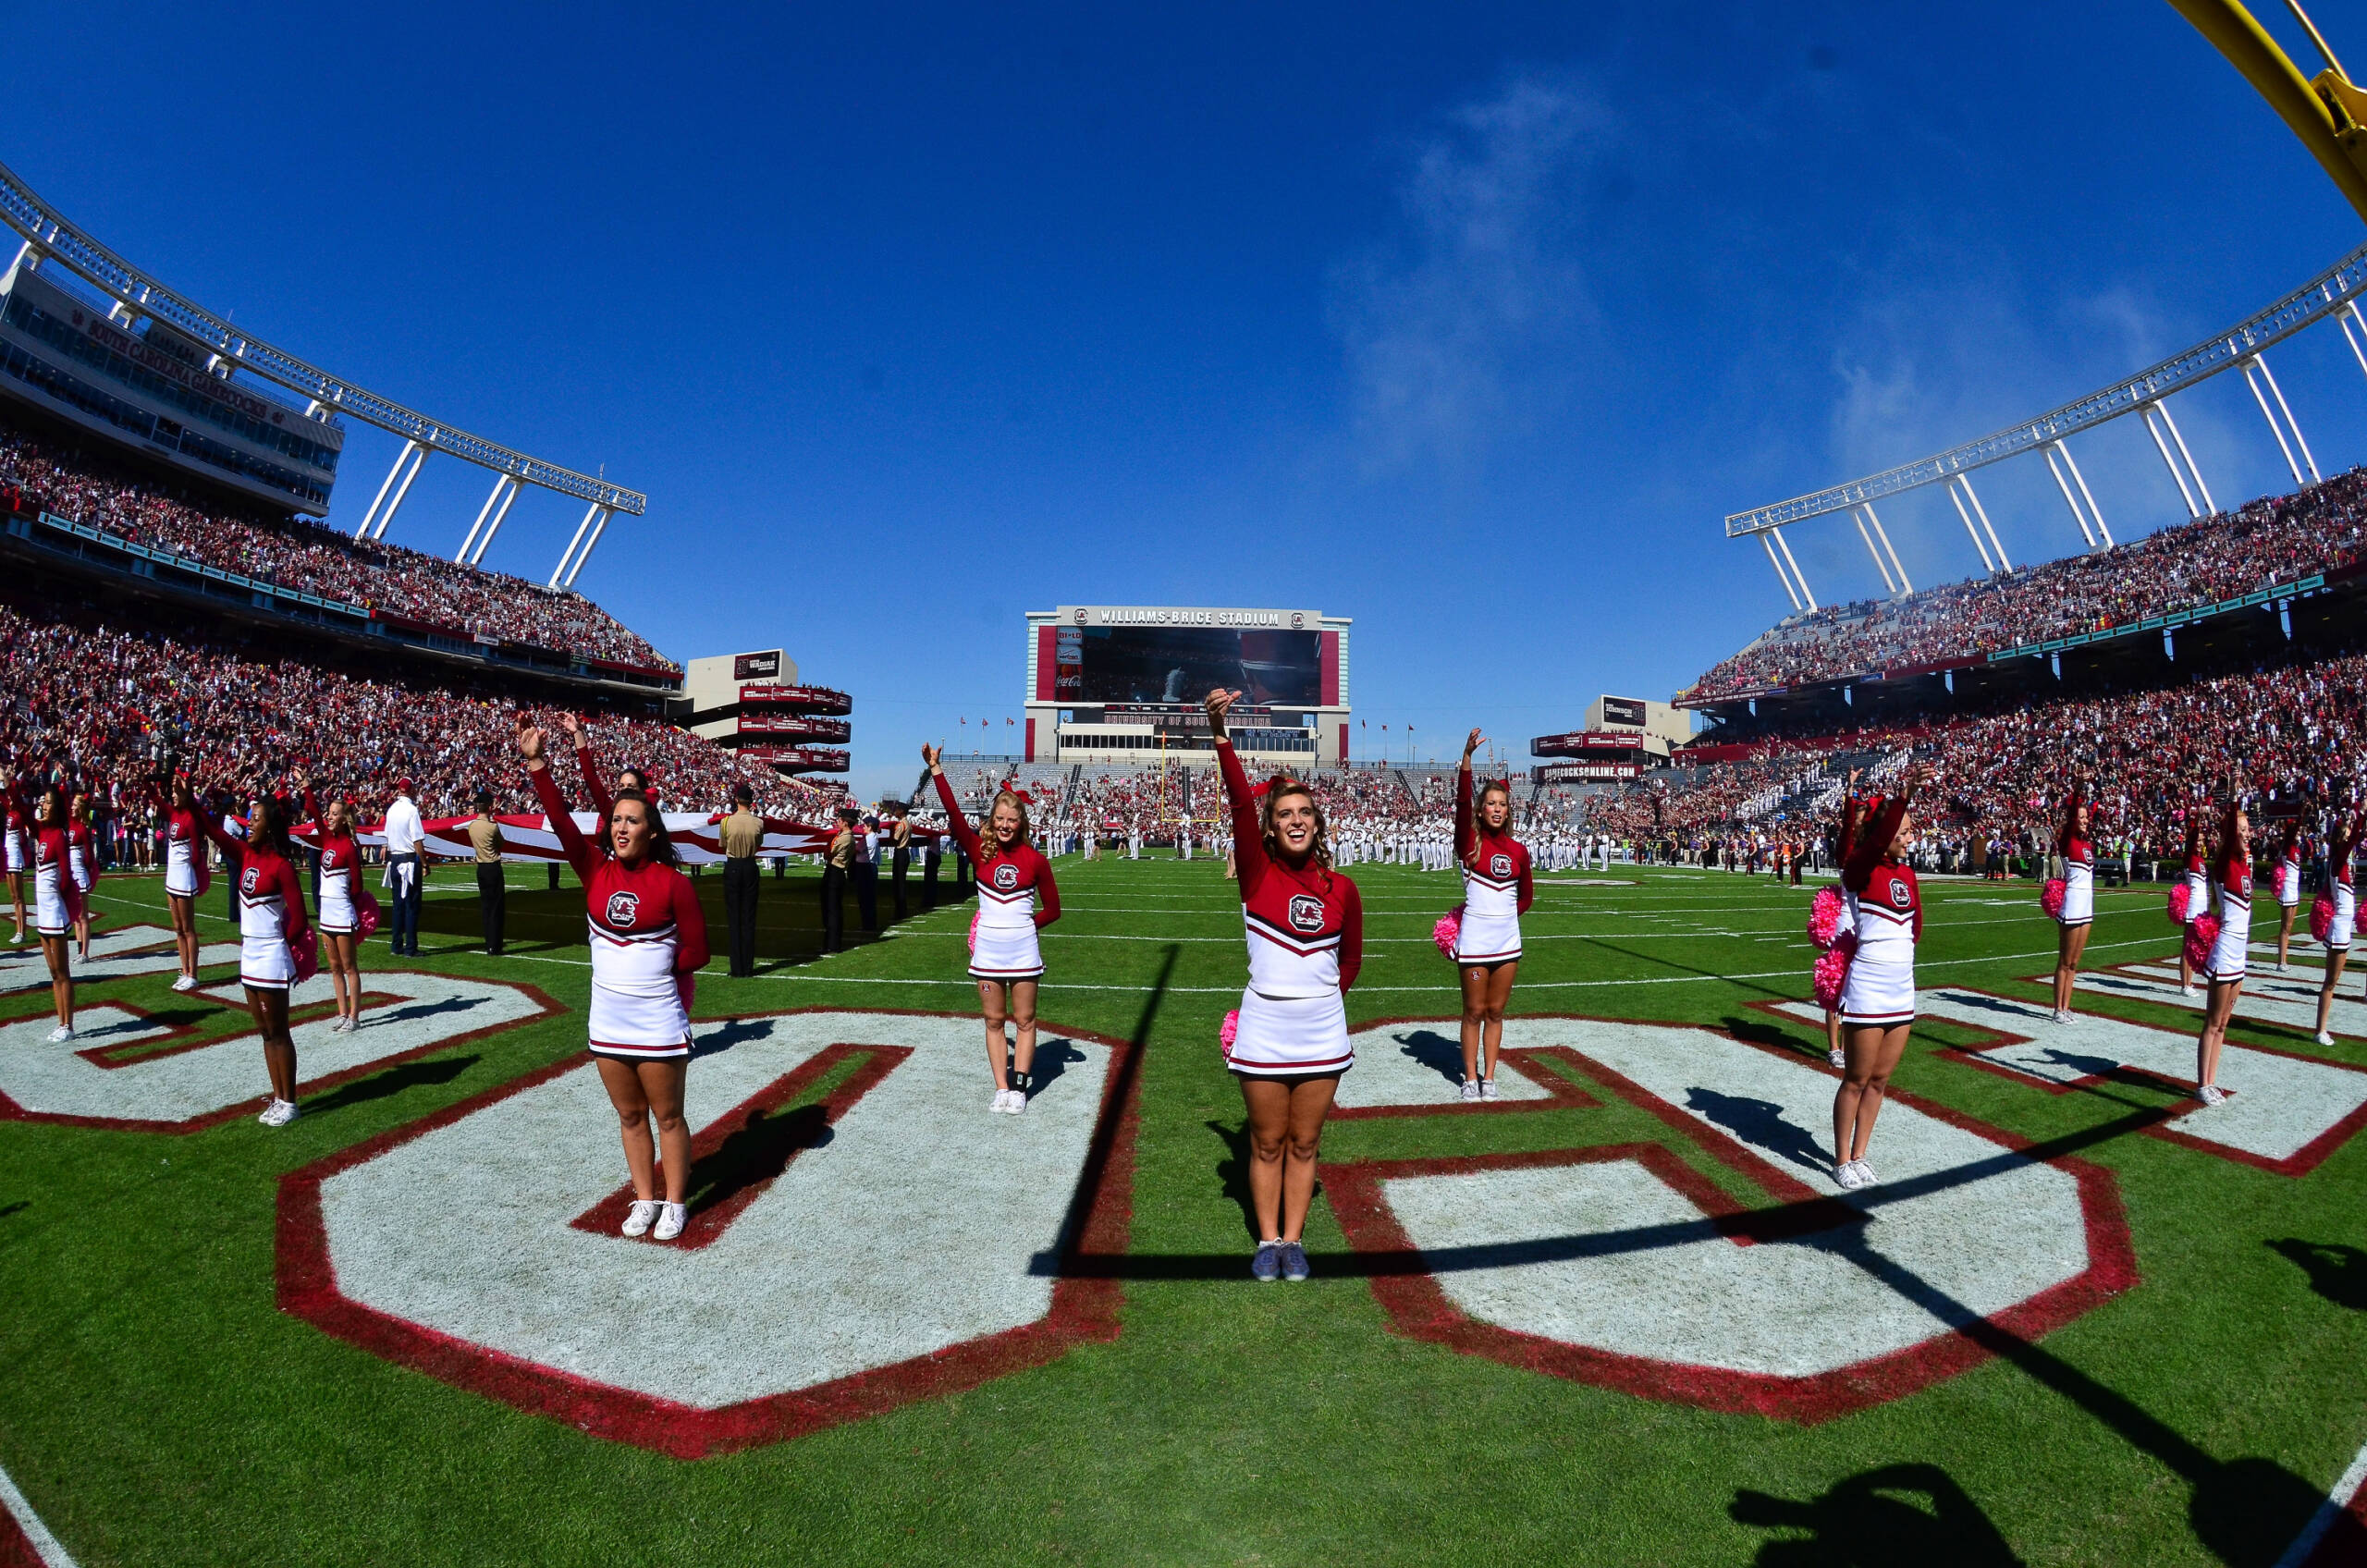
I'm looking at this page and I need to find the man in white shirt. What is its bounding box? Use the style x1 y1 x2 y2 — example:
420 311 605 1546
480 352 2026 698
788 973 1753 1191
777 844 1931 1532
383 778 425 957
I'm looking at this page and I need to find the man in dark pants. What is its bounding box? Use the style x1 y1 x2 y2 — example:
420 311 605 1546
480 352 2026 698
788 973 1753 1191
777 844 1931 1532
468 791 506 955
887 805 911 921
852 812 880 933
922 820 942 910
820 805 856 953
717 784 765 976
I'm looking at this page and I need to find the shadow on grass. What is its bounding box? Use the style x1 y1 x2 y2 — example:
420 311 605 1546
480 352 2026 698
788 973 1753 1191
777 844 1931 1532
1732 1463 2022 1565
301 1055 478 1118
682 1103 833 1219
2269 1239 2367 1313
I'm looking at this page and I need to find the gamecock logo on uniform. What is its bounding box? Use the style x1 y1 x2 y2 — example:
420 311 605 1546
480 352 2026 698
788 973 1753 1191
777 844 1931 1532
1889 879 1912 911
1490 852 1513 879
1288 893 1325 933
993 864 1020 892
241 867 260 896
605 890 641 928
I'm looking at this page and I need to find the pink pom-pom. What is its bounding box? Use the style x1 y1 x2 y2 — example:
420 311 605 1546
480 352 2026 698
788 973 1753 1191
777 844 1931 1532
2165 883 2192 925
2185 913 2222 974
2312 894 2336 944
967 909 980 952
1432 904 1465 960
1812 934 1855 1011
2041 878 2066 920
1807 886 1844 950
1220 1009 1239 1057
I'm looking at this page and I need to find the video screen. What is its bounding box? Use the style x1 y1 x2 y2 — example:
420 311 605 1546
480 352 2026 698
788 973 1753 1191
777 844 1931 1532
1058 627 1321 706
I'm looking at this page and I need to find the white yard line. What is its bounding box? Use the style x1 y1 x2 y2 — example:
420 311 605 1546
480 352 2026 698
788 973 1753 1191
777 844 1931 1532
0 1462 74 1568
2274 1436 2367 1568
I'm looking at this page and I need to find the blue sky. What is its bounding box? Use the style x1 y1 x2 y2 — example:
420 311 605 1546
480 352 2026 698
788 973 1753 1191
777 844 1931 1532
11 2 2367 796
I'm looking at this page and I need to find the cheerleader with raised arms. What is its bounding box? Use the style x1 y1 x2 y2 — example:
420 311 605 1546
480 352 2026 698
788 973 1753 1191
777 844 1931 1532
2192 798 2253 1107
2049 778 2098 1023
197 784 313 1126
1452 728 1532 1100
926 744 1061 1112
1831 765 1928 1190
2314 807 2360 1047
1207 688 1364 1281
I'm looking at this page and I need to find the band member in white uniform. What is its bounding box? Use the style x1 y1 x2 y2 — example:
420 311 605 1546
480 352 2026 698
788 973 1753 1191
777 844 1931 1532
2050 780 2098 1023
2194 799 2252 1107
2316 809 2360 1047
1453 729 1533 1100
199 790 314 1126
926 745 1062 1113
302 778 368 1033
1208 690 1365 1282
1833 766 1928 1191
2269 818 2305 973
29 787 75 1041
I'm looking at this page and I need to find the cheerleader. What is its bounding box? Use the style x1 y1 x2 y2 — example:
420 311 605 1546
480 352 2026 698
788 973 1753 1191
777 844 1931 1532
158 773 208 991
197 786 313 1126
924 743 1061 1112
1822 772 1865 1070
29 787 74 1040
2049 780 2098 1023
3 766 26 945
2192 799 2253 1106
521 719 708 1240
67 792 97 962
301 777 368 1033
1832 765 1929 1190
2270 818 2305 973
1207 689 1364 1281
2315 809 2360 1047
1453 728 1532 1100
2176 812 2209 998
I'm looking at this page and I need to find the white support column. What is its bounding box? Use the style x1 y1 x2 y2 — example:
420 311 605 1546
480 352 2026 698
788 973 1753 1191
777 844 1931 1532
2242 358 2306 487
456 472 513 562
470 476 522 566
1853 508 1901 595
2251 351 2319 483
2054 436 2111 547
1760 532 1804 611
1771 525 1817 611
372 445 427 540
2341 301 2367 382
563 508 611 588
1945 477 1996 573
549 500 602 587
354 438 420 539
2043 443 2099 550
2152 398 2214 515
1956 471 2011 570
1856 504 1912 596
2141 404 2201 518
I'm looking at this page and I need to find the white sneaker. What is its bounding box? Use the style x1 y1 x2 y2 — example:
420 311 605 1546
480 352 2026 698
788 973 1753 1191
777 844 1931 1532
44 1025 72 1043
1479 1078 1500 1101
2179 984 2197 998
1853 1159 1878 1187
259 1098 300 1127
8 929 22 944
989 1088 1012 1113
1834 1160 1865 1190
1005 1088 1027 1115
1827 1047 1846 1069
2319 1029 2337 1047
620 1200 659 1238
1459 1078 1481 1102
2196 1084 2228 1107
171 974 198 992
652 1203 686 1242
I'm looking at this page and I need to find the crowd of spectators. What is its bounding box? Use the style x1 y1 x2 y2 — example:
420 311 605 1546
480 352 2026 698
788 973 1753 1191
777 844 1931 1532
0 416 674 669
1687 471 2367 697
0 595 836 839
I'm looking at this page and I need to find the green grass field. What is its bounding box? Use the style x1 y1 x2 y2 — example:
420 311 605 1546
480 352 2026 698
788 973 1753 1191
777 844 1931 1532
2 857 2363 1566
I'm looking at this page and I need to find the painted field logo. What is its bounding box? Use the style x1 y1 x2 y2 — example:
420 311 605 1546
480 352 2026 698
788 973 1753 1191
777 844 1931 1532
1288 893 1325 933
604 890 641 927
993 864 1020 892
1490 852 1513 879
278 1010 1139 1458
1321 1015 2134 1423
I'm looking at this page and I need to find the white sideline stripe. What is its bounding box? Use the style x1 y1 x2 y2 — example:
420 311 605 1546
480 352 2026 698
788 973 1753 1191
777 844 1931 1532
2275 1436 2367 1568
0 1461 75 1567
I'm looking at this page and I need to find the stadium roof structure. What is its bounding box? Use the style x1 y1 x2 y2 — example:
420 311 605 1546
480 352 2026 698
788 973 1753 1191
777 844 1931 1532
0 157 644 588
1726 239 2367 611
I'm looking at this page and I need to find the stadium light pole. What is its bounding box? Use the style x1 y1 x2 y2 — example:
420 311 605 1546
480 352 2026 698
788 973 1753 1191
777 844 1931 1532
1852 508 1902 596
456 472 513 562
372 443 428 540
1760 532 1804 610
2240 352 2321 484
1860 501 1913 594
549 501 603 588
564 508 612 588
1770 525 1818 610
469 475 523 566
354 437 421 539
1954 471 2013 569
